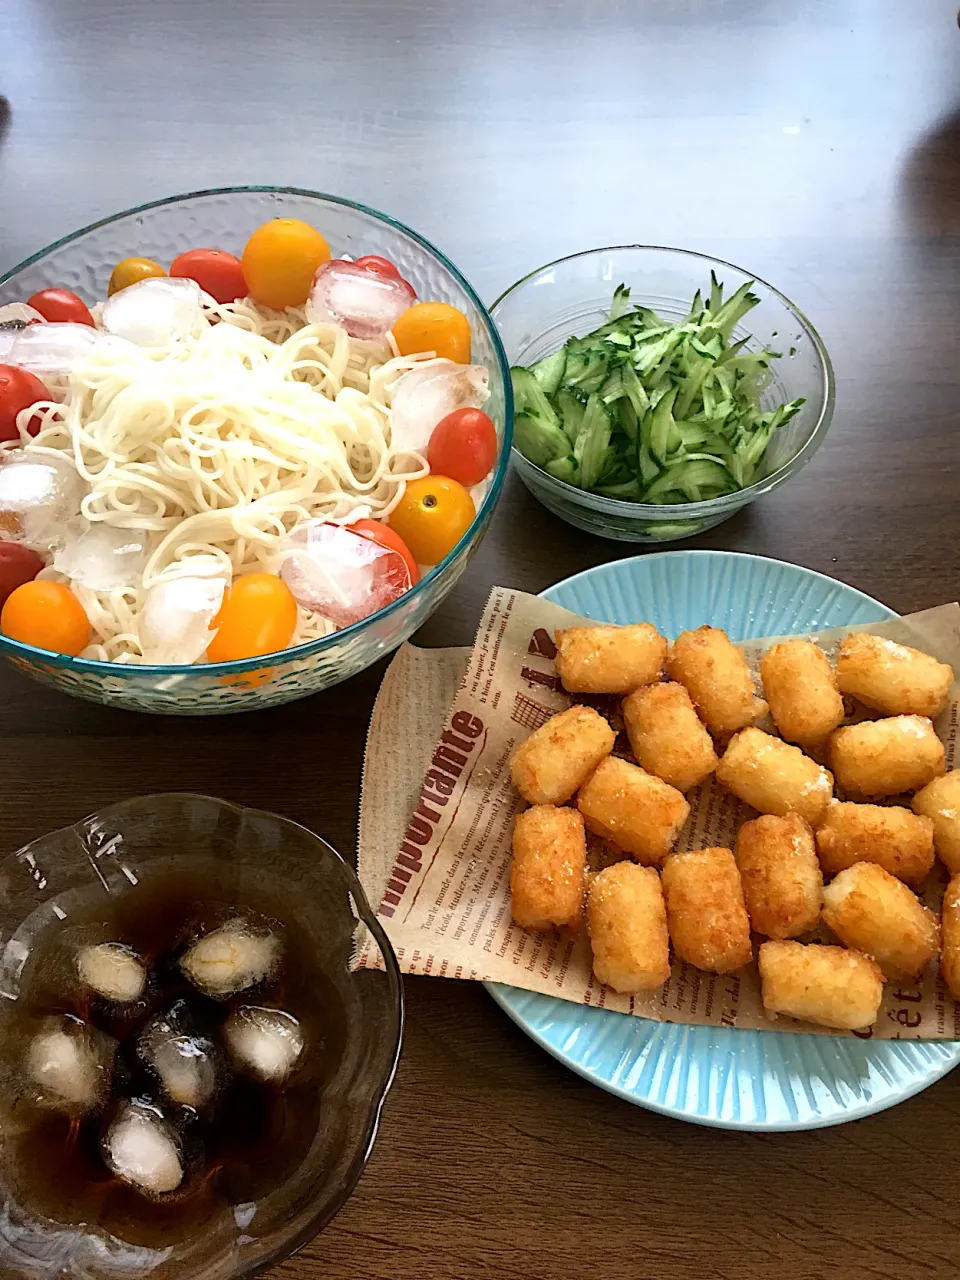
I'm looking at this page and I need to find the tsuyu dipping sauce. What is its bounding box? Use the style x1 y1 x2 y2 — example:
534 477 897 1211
0 864 347 1247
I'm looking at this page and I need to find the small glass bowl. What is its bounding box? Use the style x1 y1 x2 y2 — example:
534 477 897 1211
0 793 403 1280
491 245 834 542
0 187 513 713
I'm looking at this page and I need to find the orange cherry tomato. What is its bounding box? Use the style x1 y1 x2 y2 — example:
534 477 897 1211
350 517 419 585
391 302 471 363
1 580 90 655
0 543 44 609
388 476 475 566
206 573 298 663
355 255 401 279
170 248 247 304
108 257 167 296
0 364 50 442
427 408 497 487
241 219 331 310
27 289 94 327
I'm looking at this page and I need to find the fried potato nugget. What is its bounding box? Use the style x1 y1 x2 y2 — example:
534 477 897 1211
829 715 945 798
622 681 718 793
555 623 667 694
716 727 834 826
822 862 939 980
758 940 884 1031
661 847 752 974
912 770 960 875
577 756 689 865
666 625 767 738
940 875 960 1000
587 863 671 992
511 805 587 932
836 633 953 719
734 813 822 939
760 638 845 749
815 800 935 886
510 705 615 806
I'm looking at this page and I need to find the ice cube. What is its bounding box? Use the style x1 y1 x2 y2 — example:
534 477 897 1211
26 1015 115 1111
139 575 226 665
180 920 279 997
101 277 207 347
54 523 146 591
305 260 416 340
76 942 146 1003
103 1102 183 1196
9 322 131 379
0 303 43 361
223 1006 304 1082
0 455 84 551
389 360 490 453
279 521 411 628
138 1005 218 1109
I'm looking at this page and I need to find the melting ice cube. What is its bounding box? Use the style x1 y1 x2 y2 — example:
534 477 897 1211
223 1006 304 1082
305 260 416 340
0 303 43 361
389 360 489 453
101 277 207 347
0 455 84 551
26 1015 115 1111
138 1004 218 1109
279 521 411 628
54 523 146 592
9 322 130 380
180 920 279 997
76 942 146 1004
139 576 226 665
103 1102 183 1196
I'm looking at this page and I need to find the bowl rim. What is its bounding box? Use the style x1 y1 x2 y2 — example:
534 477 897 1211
490 242 835 519
0 185 514 676
0 790 404 1278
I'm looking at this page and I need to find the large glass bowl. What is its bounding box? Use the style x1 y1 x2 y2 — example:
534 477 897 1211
0 187 513 713
491 245 833 543
0 792 403 1280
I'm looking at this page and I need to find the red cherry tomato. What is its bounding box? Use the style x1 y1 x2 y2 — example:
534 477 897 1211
351 517 419 584
0 365 51 442
0 542 44 610
170 248 247 304
27 289 94 327
427 408 498 487
355 255 401 279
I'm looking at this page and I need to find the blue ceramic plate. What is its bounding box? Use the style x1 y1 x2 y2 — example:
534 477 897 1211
487 551 960 1130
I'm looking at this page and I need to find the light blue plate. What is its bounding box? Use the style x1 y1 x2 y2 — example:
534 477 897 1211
487 551 960 1130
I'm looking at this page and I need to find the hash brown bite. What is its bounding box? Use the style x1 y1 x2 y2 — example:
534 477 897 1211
554 623 667 694
666 625 767 738
509 705 615 805
734 813 822 939
829 715 945 798
586 862 671 993
660 847 752 974
576 756 690 866
510 805 587 932
621 681 718 793
815 800 935 886
835 633 953 719
758 940 884 1031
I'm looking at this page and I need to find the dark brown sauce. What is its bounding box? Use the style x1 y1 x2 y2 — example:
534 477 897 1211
0 862 347 1247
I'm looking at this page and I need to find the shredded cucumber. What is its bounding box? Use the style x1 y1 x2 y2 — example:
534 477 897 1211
510 274 804 506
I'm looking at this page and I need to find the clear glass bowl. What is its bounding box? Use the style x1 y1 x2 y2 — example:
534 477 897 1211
0 187 513 713
0 792 403 1280
491 245 834 543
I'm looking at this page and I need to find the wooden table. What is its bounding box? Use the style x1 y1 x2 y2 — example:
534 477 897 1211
2 2 960 1276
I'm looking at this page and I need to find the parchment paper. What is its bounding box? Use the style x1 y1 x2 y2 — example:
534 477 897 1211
355 588 960 1040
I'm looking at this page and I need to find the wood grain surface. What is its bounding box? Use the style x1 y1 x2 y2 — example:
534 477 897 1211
1 1 960 1277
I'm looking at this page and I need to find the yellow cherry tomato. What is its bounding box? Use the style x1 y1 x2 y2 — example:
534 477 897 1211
241 219 331 310
108 257 167 296
1 580 90 656
392 302 471 362
206 573 297 663
388 476 475 566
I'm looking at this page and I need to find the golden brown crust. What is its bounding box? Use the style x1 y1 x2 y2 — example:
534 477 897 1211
510 805 587 932
835 633 953 719
716 726 834 826
660 847 752 974
760 639 845 749
621 681 718 793
940 875 960 1000
587 862 671 993
757 940 884 1030
821 862 939 980
828 716 945 798
666 626 767 738
555 623 667 694
815 800 935 886
509 705 616 805
912 770 960 875
734 813 822 939
576 756 690 865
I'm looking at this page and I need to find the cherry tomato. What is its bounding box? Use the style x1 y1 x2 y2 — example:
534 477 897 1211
392 301 471 363
350 517 419 585
388 476 475 566
355 255 401 279
170 248 247 304
1 580 90 655
27 289 94 327
0 543 44 609
206 573 298 663
0 364 50 442
108 257 167 296
241 219 331 310
427 408 497 487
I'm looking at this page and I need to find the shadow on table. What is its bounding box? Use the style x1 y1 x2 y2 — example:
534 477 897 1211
898 105 960 238
0 98 9 144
